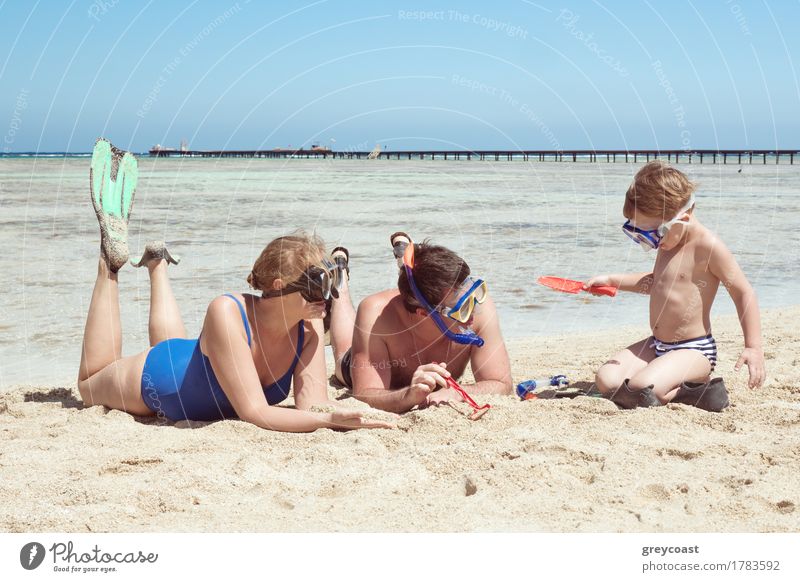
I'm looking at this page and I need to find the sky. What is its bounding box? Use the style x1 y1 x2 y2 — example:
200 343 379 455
1 0 798 152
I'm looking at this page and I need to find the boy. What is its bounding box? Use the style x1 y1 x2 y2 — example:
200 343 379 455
587 161 765 411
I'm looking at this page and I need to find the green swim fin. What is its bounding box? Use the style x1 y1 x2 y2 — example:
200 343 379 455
90 138 137 272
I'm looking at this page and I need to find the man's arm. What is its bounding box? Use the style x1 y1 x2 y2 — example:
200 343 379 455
708 237 765 388
350 298 438 413
426 296 512 406
463 295 512 394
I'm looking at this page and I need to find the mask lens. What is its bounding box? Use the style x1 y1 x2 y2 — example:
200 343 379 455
455 299 476 323
473 281 488 304
447 278 487 323
622 222 659 250
297 267 332 302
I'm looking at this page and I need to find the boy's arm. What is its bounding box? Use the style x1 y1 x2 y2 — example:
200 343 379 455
708 239 765 389
585 272 653 294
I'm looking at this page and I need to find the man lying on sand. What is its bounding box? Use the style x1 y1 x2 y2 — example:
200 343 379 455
78 139 393 432
327 233 512 413
586 161 766 411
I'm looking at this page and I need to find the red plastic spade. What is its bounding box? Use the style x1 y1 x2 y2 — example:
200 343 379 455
538 276 618 297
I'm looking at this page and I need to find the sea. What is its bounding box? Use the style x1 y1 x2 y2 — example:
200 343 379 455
1 155 798 388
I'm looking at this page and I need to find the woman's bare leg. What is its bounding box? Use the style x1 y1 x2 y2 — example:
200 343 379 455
330 274 356 384
79 258 122 383
146 258 186 346
77 259 153 415
79 352 153 415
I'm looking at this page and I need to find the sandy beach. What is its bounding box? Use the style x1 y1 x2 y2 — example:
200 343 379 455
2 306 798 533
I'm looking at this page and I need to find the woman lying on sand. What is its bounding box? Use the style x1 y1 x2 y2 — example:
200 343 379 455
77 139 394 432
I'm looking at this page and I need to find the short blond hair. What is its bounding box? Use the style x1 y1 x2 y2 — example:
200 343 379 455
247 231 326 294
623 161 695 219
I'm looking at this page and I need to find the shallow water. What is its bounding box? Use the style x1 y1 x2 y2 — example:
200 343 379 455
1 157 798 388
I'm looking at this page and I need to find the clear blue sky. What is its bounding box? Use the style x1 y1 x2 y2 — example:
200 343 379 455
1 0 798 152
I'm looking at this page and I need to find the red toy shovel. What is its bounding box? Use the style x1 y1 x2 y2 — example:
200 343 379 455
538 276 617 297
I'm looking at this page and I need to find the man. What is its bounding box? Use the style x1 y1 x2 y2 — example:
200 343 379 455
328 233 512 413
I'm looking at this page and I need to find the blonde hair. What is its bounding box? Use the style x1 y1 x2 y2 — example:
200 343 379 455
623 161 696 220
247 231 326 294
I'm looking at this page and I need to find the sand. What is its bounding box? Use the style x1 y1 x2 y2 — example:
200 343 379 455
1 307 799 533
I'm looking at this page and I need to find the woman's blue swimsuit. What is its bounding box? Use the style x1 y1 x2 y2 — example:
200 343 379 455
140 294 305 421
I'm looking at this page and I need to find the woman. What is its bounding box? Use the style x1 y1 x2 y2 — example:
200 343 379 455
77 139 393 431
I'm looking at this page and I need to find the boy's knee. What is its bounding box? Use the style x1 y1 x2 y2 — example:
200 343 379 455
627 371 651 392
629 373 673 404
595 365 623 394
77 379 93 405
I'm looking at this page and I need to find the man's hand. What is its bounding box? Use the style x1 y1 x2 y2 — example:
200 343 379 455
735 347 766 389
408 362 451 406
426 386 464 407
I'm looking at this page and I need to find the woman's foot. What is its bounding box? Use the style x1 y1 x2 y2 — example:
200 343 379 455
330 246 350 286
389 231 411 268
90 138 138 272
130 241 181 268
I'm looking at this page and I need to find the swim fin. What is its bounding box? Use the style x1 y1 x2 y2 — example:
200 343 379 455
672 377 730 412
608 379 662 409
90 138 137 272
130 241 180 268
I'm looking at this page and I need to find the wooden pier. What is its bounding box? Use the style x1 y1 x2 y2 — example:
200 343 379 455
149 148 799 164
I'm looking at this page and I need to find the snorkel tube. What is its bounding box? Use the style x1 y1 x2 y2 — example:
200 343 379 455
403 245 485 348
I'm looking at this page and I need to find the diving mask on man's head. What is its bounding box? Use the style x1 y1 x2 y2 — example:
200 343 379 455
622 195 695 251
263 258 342 302
437 276 487 324
402 243 486 347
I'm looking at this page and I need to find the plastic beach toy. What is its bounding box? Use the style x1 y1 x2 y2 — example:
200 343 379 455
445 376 490 420
516 375 569 400
537 276 617 297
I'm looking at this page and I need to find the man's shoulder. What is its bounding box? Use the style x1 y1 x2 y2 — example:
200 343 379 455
356 289 403 327
359 289 401 312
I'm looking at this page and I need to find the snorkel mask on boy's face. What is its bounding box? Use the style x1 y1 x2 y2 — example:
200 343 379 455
402 244 486 347
622 195 695 251
263 259 342 302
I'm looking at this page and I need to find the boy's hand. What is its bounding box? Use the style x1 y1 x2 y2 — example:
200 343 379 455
735 347 765 389
583 275 611 294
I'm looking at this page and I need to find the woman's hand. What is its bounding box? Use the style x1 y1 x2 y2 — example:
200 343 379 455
326 409 397 430
302 300 327 320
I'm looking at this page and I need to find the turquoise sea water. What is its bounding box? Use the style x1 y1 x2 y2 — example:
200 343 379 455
1 157 798 388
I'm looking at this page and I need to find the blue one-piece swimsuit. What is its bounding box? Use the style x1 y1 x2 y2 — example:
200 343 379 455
140 294 304 421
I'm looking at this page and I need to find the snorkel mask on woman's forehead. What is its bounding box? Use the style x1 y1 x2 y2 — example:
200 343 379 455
402 244 486 347
622 194 695 251
263 258 342 302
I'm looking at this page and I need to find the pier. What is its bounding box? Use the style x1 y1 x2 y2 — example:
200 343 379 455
149 148 799 164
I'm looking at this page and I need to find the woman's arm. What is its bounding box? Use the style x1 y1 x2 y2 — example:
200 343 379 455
202 298 393 431
292 318 331 411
